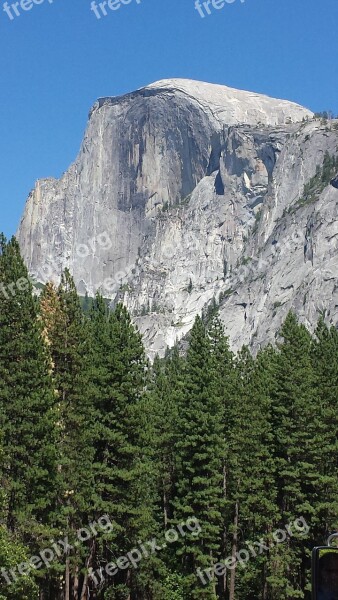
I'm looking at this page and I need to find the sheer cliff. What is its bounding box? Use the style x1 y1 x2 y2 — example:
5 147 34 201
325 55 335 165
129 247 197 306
17 79 338 357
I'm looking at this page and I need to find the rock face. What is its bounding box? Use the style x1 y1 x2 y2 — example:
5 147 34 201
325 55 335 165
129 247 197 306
17 79 338 358
331 174 338 189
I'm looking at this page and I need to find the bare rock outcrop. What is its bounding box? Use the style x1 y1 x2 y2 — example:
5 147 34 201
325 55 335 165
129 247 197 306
18 79 338 358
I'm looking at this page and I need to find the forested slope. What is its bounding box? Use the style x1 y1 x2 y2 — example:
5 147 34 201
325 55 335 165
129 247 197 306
1 236 337 600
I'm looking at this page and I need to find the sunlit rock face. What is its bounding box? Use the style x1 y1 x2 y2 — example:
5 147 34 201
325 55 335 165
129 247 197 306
18 79 338 357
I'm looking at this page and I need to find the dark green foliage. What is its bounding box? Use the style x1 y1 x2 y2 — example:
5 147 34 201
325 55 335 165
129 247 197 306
172 316 225 600
2 234 338 600
311 319 338 533
149 349 185 532
44 270 95 520
270 313 317 598
88 296 157 599
226 345 278 600
313 111 336 120
0 236 57 530
39 271 96 599
0 236 58 599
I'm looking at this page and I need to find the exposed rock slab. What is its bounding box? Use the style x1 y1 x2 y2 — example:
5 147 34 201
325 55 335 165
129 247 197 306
17 79 338 358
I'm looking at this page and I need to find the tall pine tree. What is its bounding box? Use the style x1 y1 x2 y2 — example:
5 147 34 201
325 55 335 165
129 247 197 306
173 316 225 600
88 297 156 599
40 269 95 600
270 313 315 599
0 236 57 533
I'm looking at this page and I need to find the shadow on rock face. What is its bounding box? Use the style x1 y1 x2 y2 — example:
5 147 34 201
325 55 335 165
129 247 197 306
330 174 338 189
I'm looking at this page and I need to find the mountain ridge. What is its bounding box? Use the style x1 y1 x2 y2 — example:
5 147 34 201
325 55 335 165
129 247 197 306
17 79 338 358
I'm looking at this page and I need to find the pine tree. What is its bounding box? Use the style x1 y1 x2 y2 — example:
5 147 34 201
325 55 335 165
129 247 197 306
6 231 338 600
40 269 95 600
269 313 315 599
0 236 57 533
207 315 235 600
144 347 190 598
149 348 186 531
88 298 155 599
39 281 61 355
207 315 235 408
173 316 225 600
311 319 338 535
227 345 278 600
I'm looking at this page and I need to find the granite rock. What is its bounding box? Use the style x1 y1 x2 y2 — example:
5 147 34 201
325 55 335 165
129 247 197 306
18 79 338 358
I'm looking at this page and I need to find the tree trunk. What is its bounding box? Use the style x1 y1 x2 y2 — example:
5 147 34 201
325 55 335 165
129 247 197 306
65 556 70 600
221 464 227 600
163 478 168 528
73 565 79 600
263 524 272 600
80 573 89 600
79 539 96 600
229 499 239 600
126 568 132 600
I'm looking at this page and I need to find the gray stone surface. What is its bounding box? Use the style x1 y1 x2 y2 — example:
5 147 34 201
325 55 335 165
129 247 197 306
18 79 338 358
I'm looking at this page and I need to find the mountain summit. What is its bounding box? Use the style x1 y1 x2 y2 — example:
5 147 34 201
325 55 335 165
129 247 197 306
17 80 338 357
142 78 313 126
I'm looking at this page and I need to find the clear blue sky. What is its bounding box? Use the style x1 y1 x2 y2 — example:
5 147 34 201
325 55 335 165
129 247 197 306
1 0 337 237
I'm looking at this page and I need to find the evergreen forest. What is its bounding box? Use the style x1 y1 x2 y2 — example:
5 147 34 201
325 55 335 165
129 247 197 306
1 235 338 600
